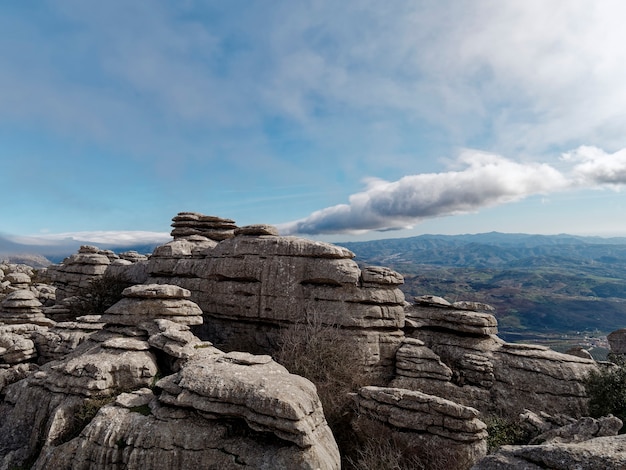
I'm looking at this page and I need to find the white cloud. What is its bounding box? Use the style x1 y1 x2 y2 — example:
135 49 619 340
12 231 171 247
280 150 568 235
564 146 626 187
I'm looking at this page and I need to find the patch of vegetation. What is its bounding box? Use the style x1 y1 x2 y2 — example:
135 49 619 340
274 314 373 428
61 396 116 444
349 416 474 470
68 273 133 317
273 314 380 469
584 354 626 426
484 415 533 453
129 404 152 416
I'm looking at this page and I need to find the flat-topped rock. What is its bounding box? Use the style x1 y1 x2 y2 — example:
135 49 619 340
122 284 191 299
473 434 626 469
170 212 237 241
234 224 280 236
407 304 498 336
354 386 487 467
1 289 54 327
157 349 336 450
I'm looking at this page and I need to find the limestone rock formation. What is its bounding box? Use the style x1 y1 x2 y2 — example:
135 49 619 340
146 215 406 377
473 435 626 469
607 328 626 354
354 386 488 468
395 297 598 419
0 284 340 470
49 246 116 301
170 212 237 240
0 289 54 327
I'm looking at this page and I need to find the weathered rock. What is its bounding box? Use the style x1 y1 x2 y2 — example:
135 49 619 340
394 337 453 381
608 328 626 354
0 331 37 363
158 349 337 451
354 386 487 467
0 289 54 327
170 212 237 241
473 435 626 469
34 390 338 470
565 345 594 360
5 272 31 289
99 284 203 327
406 304 498 336
397 298 599 419
0 287 340 470
146 220 406 378
49 246 114 300
530 415 623 445
234 224 280 236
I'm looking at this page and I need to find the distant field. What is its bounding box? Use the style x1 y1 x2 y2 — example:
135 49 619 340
339 232 626 343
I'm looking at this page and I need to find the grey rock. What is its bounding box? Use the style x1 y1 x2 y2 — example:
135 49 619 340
473 435 626 469
234 224 280 236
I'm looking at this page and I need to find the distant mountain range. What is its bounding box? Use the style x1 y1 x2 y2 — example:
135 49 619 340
339 232 626 338
0 234 163 265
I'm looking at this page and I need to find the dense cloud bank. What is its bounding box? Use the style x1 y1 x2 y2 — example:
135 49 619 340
281 146 626 235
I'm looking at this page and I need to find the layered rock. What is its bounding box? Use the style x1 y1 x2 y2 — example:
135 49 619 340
354 386 488 468
0 290 54 327
146 216 406 377
49 246 116 301
394 297 598 419
170 212 237 240
473 434 626 469
0 284 340 469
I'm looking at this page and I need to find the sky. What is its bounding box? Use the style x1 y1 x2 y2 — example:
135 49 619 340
2 0 626 248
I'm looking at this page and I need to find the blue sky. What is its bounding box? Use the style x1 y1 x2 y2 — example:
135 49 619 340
2 0 626 247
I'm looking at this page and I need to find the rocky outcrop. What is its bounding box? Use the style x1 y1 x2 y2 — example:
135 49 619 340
0 284 340 470
0 263 55 307
607 328 626 354
0 290 54 327
49 246 115 301
353 386 488 468
473 434 626 469
394 297 598 419
170 212 237 240
146 214 406 377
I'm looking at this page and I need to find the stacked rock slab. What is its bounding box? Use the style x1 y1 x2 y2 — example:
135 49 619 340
393 297 599 419
49 245 116 301
0 284 340 470
0 290 54 327
147 218 406 378
170 212 237 240
353 386 488 468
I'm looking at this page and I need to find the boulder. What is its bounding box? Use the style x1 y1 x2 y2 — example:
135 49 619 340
473 434 626 469
354 386 487 468
608 328 626 354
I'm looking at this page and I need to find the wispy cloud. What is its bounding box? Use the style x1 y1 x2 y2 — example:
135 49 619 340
10 231 171 247
280 146 626 235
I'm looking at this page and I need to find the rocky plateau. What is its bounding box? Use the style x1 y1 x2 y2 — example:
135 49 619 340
1 212 626 469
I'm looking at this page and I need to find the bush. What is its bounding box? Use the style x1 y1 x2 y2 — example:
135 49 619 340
68 273 132 317
273 313 372 428
273 313 377 468
484 415 532 453
584 353 626 425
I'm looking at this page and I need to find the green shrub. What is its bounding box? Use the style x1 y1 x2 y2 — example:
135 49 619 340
584 353 626 425
68 273 132 316
484 415 532 453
